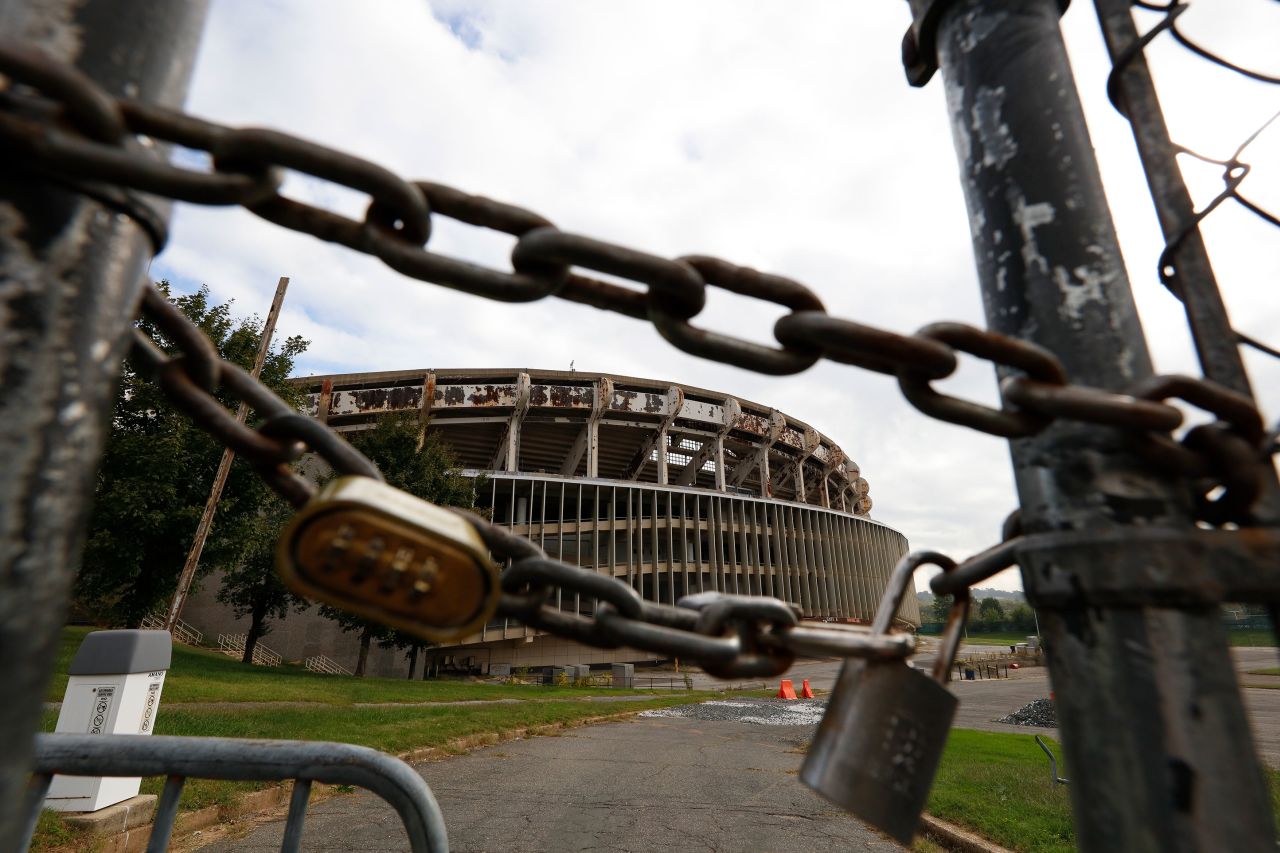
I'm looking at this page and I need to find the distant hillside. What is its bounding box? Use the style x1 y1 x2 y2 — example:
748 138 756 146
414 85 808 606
918 587 1025 603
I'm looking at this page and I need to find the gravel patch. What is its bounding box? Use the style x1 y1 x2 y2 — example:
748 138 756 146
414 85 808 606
640 698 826 726
997 697 1057 727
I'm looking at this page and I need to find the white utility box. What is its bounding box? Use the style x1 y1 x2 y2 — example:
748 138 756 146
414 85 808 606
45 629 172 812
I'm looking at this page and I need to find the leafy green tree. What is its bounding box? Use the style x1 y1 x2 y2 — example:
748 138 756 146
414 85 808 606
379 630 433 680
215 494 308 663
317 605 392 678
977 597 1004 622
319 412 482 677
76 282 308 626
1007 603 1038 633
929 593 954 624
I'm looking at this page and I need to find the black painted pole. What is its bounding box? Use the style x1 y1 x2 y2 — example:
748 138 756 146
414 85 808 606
0 1 208 846
921 0 1275 849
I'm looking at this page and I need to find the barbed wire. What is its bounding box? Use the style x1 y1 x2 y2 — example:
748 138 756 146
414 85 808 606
1108 1 1280 365
0 38 1270 526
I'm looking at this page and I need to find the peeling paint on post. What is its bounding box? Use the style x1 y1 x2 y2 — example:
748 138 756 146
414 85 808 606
0 1 209 846
932 0 1274 848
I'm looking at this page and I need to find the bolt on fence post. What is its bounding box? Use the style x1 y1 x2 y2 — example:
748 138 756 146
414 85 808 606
0 1 208 847
915 0 1275 849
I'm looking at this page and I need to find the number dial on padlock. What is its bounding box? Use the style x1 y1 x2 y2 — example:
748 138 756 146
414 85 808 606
276 476 500 642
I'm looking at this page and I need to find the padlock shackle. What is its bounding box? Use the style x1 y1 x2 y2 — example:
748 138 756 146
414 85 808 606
930 584 970 684
872 550 970 683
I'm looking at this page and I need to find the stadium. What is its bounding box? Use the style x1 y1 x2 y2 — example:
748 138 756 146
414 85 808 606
184 368 916 675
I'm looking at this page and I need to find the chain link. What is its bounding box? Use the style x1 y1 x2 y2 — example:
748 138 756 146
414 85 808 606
4 35 1276 527
1107 2 1280 363
461 511 915 678
2 39 1266 523
130 281 381 508
4 32 1276 689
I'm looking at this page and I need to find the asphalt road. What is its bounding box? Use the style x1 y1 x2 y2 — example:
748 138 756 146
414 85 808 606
197 714 905 853
196 646 1280 851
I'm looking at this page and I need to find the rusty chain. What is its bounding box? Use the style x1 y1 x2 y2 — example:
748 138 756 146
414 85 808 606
130 280 382 508
3 26 1276 683
133 273 918 674
465 511 915 678
2 39 1271 525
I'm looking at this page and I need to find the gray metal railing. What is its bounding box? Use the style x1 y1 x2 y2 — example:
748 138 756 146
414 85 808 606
24 734 448 852
304 654 352 675
217 633 282 667
140 614 203 647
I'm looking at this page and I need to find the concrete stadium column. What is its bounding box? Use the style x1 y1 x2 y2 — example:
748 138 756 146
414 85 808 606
828 512 849 617
842 518 863 619
491 373 531 471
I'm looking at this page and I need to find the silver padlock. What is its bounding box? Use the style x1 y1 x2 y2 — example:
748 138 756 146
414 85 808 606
800 550 968 845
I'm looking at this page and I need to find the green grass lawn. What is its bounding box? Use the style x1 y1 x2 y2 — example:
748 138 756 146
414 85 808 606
956 632 1039 647
928 730 1073 853
48 626 664 705
929 730 1280 853
1230 630 1279 647
960 629 1276 650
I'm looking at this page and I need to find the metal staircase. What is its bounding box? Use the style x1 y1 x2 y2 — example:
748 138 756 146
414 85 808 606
216 633 282 667
139 613 204 647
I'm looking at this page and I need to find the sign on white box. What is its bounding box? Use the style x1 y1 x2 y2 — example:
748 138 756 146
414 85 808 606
45 630 172 813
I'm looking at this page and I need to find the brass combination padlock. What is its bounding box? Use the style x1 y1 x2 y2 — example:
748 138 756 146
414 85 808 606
276 476 500 642
800 551 968 845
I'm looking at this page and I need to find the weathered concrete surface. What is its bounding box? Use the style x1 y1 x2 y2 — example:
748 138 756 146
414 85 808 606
196 715 906 853
192 645 1280 851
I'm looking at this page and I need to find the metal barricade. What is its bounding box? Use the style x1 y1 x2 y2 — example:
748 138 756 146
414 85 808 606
23 734 449 853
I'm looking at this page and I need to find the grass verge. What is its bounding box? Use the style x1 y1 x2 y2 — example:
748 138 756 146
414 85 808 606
930 730 1280 852
962 629 1279 648
1231 630 1279 647
50 626 670 705
928 730 1073 853
957 632 1040 647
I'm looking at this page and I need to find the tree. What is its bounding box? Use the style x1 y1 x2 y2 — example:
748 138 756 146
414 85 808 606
379 630 432 680
319 412 482 677
215 494 308 663
317 604 392 678
977 597 1004 623
75 282 308 626
1007 603 1038 633
929 593 954 624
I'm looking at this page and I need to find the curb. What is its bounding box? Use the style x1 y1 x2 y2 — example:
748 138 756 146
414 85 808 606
921 814 1016 853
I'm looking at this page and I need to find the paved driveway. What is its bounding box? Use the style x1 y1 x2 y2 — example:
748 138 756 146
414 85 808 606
197 646 1280 851
198 714 905 853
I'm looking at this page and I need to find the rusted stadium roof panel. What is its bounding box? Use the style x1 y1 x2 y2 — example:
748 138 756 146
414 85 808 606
291 368 873 516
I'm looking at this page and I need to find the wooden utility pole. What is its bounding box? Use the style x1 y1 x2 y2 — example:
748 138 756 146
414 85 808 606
164 276 290 631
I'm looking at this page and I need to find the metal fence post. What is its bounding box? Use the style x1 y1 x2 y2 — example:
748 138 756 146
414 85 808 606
913 0 1275 849
0 1 207 847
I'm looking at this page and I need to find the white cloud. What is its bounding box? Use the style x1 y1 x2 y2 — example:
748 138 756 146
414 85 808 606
152 0 1280 591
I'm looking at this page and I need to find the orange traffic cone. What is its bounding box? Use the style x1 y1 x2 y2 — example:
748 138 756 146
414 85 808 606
776 679 797 700
800 679 814 699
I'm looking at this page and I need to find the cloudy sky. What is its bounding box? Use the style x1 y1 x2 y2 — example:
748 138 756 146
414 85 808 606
151 1 1279 591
